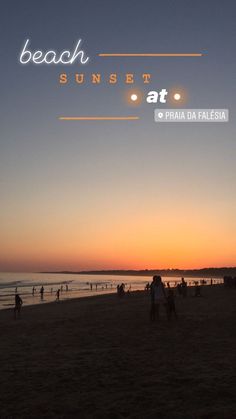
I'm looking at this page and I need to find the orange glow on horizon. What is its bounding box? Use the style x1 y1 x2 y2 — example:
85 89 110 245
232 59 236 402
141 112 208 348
0 204 235 272
1 167 235 272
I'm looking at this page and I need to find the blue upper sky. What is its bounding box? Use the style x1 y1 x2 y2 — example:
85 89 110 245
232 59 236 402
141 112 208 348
0 0 236 270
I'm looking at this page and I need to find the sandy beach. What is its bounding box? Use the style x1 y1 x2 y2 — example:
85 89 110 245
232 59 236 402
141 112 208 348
0 285 236 419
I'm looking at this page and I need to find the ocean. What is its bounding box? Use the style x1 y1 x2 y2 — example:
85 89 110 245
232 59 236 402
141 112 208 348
0 272 223 310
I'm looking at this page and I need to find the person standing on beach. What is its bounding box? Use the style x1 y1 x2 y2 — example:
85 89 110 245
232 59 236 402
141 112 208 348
14 294 23 319
40 286 44 300
56 289 60 301
150 276 156 321
181 277 187 297
152 276 168 320
145 282 150 291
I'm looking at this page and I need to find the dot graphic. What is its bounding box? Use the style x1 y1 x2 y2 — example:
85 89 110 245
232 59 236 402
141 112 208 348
174 93 181 101
131 94 138 102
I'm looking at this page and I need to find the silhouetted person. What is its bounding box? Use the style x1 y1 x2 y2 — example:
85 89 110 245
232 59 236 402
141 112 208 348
181 277 187 297
117 283 125 298
153 276 168 320
119 283 125 297
90 283 93 291
145 282 150 291
32 286 36 296
56 289 60 301
95 284 98 291
150 276 157 321
14 294 23 319
40 286 44 300
150 276 168 321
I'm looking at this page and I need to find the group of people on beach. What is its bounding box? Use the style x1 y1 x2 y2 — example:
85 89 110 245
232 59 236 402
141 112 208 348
176 277 188 297
14 281 114 319
89 282 111 291
147 275 212 321
13 284 70 318
34 284 69 300
115 276 181 321
116 283 132 297
13 275 222 320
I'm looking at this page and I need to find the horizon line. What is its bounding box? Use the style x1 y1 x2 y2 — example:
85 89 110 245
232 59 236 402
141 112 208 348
38 266 236 274
1 267 235 274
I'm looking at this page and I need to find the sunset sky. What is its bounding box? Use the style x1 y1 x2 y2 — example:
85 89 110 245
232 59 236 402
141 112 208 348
1 0 236 271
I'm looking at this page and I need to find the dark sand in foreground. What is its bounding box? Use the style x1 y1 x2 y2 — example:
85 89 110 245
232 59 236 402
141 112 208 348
0 285 236 419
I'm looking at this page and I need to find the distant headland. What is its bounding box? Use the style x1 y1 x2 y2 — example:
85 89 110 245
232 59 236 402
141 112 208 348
40 267 236 277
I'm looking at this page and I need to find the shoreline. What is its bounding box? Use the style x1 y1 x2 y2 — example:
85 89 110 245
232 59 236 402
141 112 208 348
0 281 223 313
0 289 117 314
0 283 224 317
0 274 224 312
